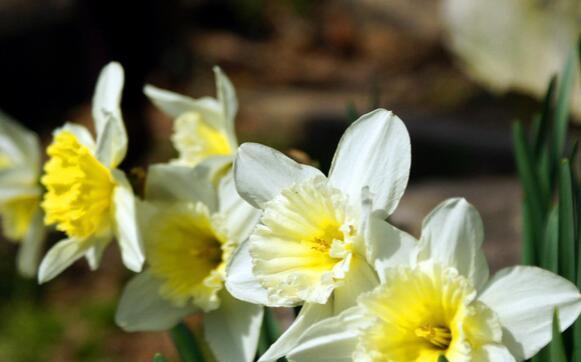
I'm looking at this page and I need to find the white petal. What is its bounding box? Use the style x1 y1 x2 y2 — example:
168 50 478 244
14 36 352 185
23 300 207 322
145 163 217 211
218 170 260 242
112 170 145 272
225 239 269 305
333 256 379 313
213 66 238 146
234 143 324 209
95 113 127 168
92 62 124 138
287 307 367 362
115 271 196 331
204 291 264 362
144 84 223 129
258 302 333 362
38 237 92 283
478 266 581 360
328 109 411 216
472 344 516 362
16 209 46 278
417 197 489 289
191 155 233 185
0 184 39 204
85 236 112 271
0 110 41 168
365 212 418 283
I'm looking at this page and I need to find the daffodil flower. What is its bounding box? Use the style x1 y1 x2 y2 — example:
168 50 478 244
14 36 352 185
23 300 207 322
144 66 238 179
38 62 144 283
0 111 46 277
115 163 263 362
286 198 581 362
226 108 412 361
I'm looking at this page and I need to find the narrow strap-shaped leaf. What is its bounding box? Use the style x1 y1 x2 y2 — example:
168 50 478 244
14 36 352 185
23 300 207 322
346 102 359 124
575 315 581 362
542 204 559 272
549 309 568 362
514 121 548 264
575 237 581 362
522 199 538 265
170 322 205 362
553 47 577 160
533 76 556 157
558 159 576 282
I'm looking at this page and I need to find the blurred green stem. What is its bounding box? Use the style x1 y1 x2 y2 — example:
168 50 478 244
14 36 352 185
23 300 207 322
170 322 205 362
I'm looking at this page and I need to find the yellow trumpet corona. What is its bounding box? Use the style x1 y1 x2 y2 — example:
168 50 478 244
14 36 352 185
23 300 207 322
41 131 115 240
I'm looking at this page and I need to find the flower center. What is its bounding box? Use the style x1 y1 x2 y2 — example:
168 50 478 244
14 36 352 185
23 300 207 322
249 175 357 306
415 324 452 350
0 195 39 240
41 131 115 240
146 202 232 311
172 112 232 166
356 262 502 361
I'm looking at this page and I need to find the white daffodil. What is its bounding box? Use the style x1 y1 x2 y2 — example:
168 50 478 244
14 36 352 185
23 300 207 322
442 0 581 117
115 163 263 362
144 66 238 179
37 62 144 283
226 108 412 361
286 198 581 362
0 111 46 277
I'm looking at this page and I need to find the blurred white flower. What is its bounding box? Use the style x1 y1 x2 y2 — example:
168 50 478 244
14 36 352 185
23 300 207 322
115 164 262 362
38 62 144 283
442 0 581 117
144 66 238 178
0 112 46 277
226 108 412 361
286 198 581 362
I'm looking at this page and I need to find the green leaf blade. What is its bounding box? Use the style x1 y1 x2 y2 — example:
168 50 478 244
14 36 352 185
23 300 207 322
553 47 578 159
558 159 576 282
549 309 568 362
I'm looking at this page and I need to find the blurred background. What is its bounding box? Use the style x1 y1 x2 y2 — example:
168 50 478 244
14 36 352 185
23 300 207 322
0 0 579 360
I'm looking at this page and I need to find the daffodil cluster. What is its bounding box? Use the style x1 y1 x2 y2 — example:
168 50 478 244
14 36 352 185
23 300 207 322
0 60 579 362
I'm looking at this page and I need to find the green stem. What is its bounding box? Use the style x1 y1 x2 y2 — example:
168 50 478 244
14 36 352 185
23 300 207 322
170 322 205 362
263 307 282 345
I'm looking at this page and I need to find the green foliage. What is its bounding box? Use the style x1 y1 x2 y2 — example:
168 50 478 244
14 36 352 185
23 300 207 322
153 353 168 362
0 302 63 362
550 310 568 362
257 308 283 359
513 43 580 361
346 102 359 124
170 323 206 362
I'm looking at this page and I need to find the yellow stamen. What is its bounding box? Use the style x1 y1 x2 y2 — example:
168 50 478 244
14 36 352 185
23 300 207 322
415 325 452 349
41 131 115 240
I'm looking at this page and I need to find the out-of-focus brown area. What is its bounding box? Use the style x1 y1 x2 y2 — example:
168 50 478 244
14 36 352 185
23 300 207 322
0 0 576 361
